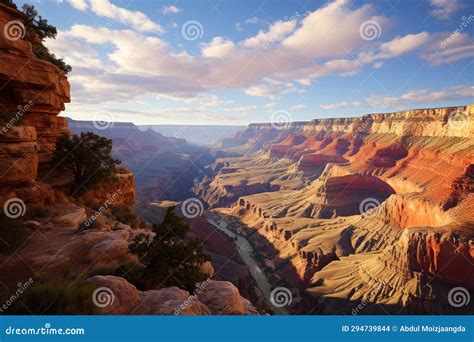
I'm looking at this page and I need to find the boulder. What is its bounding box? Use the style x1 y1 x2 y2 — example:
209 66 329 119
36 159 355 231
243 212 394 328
88 238 129 262
197 280 246 315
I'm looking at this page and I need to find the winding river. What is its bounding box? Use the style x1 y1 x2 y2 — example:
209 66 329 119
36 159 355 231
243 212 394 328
207 218 289 315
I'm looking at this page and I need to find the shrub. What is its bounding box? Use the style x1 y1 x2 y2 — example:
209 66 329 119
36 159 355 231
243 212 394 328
0 214 29 254
0 3 73 73
128 206 210 292
6 277 96 314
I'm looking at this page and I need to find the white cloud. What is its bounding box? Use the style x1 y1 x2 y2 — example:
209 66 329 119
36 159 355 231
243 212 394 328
430 0 461 20
88 0 164 33
320 101 348 110
245 78 303 98
282 0 389 58
379 32 430 56
201 37 235 58
291 104 306 110
162 5 181 14
242 19 297 48
320 85 473 110
46 0 473 122
68 0 88 11
421 32 474 65
245 17 265 25
224 105 256 113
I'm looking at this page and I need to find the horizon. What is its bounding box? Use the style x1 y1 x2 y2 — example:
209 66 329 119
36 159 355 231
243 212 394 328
13 0 473 126
63 102 474 127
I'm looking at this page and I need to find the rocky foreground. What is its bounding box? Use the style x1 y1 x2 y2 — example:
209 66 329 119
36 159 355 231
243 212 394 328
195 105 474 314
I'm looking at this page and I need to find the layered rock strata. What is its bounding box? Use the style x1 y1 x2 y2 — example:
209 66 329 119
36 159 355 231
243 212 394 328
197 104 474 314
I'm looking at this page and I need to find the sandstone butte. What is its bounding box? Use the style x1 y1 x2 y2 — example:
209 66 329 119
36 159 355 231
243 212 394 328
196 105 474 314
0 3 257 316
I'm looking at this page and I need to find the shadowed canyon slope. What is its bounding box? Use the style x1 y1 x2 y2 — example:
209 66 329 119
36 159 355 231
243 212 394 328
68 119 215 202
195 105 474 314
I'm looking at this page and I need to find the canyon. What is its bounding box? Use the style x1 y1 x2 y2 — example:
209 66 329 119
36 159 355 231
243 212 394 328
195 105 474 314
0 2 473 316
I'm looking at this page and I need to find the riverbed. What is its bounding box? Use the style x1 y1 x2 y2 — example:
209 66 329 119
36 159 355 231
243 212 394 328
207 217 289 315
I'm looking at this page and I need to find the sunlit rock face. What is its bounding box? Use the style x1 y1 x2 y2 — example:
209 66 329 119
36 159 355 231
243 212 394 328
0 4 136 207
0 4 70 206
197 104 474 314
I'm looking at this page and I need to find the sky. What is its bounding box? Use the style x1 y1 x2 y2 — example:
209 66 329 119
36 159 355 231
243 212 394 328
18 0 474 125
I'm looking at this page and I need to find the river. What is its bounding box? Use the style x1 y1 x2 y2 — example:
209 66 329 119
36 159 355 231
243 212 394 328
207 217 289 315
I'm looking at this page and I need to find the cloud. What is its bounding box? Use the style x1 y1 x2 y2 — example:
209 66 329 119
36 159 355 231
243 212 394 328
429 0 461 20
47 0 473 120
87 0 164 33
420 32 474 65
162 5 181 14
68 0 88 11
224 105 256 113
320 101 348 110
282 0 389 58
366 85 474 107
245 78 303 98
291 104 306 110
379 32 430 56
320 85 473 110
242 19 297 48
201 37 235 58
244 17 266 25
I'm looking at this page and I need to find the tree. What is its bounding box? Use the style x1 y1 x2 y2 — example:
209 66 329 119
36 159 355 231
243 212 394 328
129 207 210 292
18 4 72 73
1 0 17 9
22 4 57 40
52 132 121 196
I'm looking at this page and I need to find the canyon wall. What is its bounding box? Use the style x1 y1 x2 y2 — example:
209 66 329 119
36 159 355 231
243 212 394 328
0 4 136 206
0 4 70 205
198 104 474 314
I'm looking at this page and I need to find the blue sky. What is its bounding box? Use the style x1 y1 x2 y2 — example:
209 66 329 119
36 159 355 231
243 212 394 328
19 0 474 125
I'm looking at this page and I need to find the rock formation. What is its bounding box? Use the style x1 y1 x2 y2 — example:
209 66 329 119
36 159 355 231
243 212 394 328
197 105 474 314
87 275 258 315
0 3 136 207
0 3 70 206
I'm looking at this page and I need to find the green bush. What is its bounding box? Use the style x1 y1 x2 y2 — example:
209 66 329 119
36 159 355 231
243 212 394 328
19 4 72 74
0 214 29 254
128 207 210 292
7 277 96 314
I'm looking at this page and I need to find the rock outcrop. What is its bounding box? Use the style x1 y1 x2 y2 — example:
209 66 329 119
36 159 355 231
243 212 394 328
0 4 136 207
87 275 258 315
0 3 71 206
